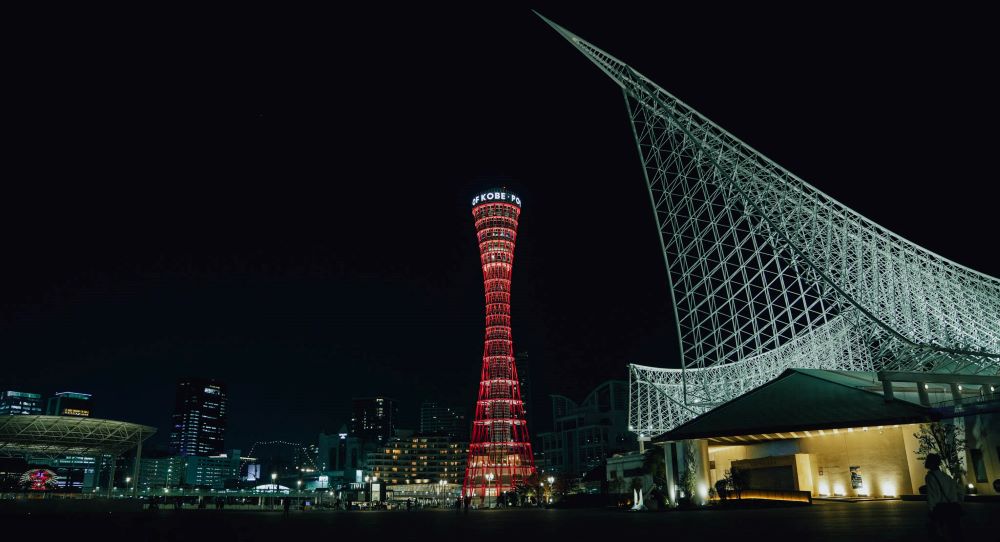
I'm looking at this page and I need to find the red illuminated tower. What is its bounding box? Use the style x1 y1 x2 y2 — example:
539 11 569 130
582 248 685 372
464 189 536 503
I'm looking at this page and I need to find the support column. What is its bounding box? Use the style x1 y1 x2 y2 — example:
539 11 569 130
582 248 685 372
107 455 117 498
662 442 677 507
693 439 710 504
949 383 963 405
132 434 143 497
917 382 930 406
882 380 894 402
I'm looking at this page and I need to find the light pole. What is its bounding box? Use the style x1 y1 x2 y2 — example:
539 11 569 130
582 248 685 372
125 477 131 497
485 472 495 508
547 476 555 504
271 473 277 510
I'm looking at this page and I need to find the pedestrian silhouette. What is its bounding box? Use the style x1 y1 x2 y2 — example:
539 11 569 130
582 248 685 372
924 453 963 541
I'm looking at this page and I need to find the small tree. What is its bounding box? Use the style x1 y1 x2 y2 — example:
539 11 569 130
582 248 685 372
676 444 698 504
642 447 667 490
914 422 966 479
729 466 748 500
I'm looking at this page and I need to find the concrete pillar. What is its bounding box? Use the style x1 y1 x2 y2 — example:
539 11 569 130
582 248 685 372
882 379 894 402
662 442 677 507
107 456 116 498
693 439 710 504
950 383 963 405
132 434 143 497
917 382 930 406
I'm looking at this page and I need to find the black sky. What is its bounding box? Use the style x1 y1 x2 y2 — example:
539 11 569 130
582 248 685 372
3 5 997 451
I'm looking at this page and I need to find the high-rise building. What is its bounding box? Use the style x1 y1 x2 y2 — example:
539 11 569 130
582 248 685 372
169 378 227 456
350 397 398 444
515 352 533 429
46 392 93 417
537 380 635 478
464 189 536 500
367 431 468 485
0 391 43 415
419 401 467 438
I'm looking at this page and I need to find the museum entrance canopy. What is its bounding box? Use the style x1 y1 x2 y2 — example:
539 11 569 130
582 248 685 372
652 369 940 443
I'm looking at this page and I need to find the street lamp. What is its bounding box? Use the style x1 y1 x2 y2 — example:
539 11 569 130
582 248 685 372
271 473 278 510
547 476 555 504
485 472 495 508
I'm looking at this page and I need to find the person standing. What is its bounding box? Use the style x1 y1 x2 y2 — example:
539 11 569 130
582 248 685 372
924 453 963 541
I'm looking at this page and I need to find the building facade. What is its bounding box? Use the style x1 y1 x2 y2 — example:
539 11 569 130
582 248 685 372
0 391 43 415
367 431 468 486
169 378 227 456
515 352 534 432
135 450 242 489
419 402 467 438
46 392 93 417
653 369 1000 505
351 397 398 444
538 380 635 478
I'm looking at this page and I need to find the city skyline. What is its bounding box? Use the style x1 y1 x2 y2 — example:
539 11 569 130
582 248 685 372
2 5 998 452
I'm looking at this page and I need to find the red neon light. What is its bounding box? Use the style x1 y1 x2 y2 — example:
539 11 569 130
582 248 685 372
463 196 536 502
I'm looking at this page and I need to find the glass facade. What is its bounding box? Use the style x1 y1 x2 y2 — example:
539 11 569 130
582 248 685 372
46 392 93 417
169 378 227 456
0 390 43 415
351 397 398 443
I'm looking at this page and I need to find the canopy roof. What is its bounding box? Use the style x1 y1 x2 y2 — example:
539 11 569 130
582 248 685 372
654 369 938 442
0 415 156 459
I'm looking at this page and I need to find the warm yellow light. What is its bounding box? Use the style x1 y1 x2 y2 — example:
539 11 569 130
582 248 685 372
881 481 896 497
817 480 830 495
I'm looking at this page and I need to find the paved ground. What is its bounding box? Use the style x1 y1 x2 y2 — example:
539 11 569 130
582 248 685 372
3 500 996 541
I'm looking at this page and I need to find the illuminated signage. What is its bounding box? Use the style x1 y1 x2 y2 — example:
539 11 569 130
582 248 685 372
62 408 90 417
472 191 521 207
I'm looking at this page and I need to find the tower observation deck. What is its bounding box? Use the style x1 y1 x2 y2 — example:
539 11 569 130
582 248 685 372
464 189 536 501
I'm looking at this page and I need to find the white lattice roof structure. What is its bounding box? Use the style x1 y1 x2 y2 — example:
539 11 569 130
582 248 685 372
0 415 156 460
537 13 1000 437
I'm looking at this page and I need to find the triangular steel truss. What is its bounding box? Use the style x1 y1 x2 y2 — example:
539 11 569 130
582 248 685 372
538 13 1000 435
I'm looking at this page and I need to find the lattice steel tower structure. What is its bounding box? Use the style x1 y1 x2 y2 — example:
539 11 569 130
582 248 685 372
464 189 536 501
537 13 1000 437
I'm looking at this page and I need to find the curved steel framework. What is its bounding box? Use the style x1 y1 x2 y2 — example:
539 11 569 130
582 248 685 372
0 415 156 460
464 190 536 499
538 13 1000 436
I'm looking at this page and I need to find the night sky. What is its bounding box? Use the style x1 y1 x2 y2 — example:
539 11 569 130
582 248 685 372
3 5 997 451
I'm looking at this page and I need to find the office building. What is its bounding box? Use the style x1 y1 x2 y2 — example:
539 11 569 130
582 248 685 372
0 390 43 415
135 450 242 489
46 392 93 417
169 378 227 456
350 397 398 443
419 401 467 438
515 351 534 427
538 380 635 478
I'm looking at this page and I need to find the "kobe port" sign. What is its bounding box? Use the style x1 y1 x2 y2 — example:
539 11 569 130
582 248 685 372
472 191 522 207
